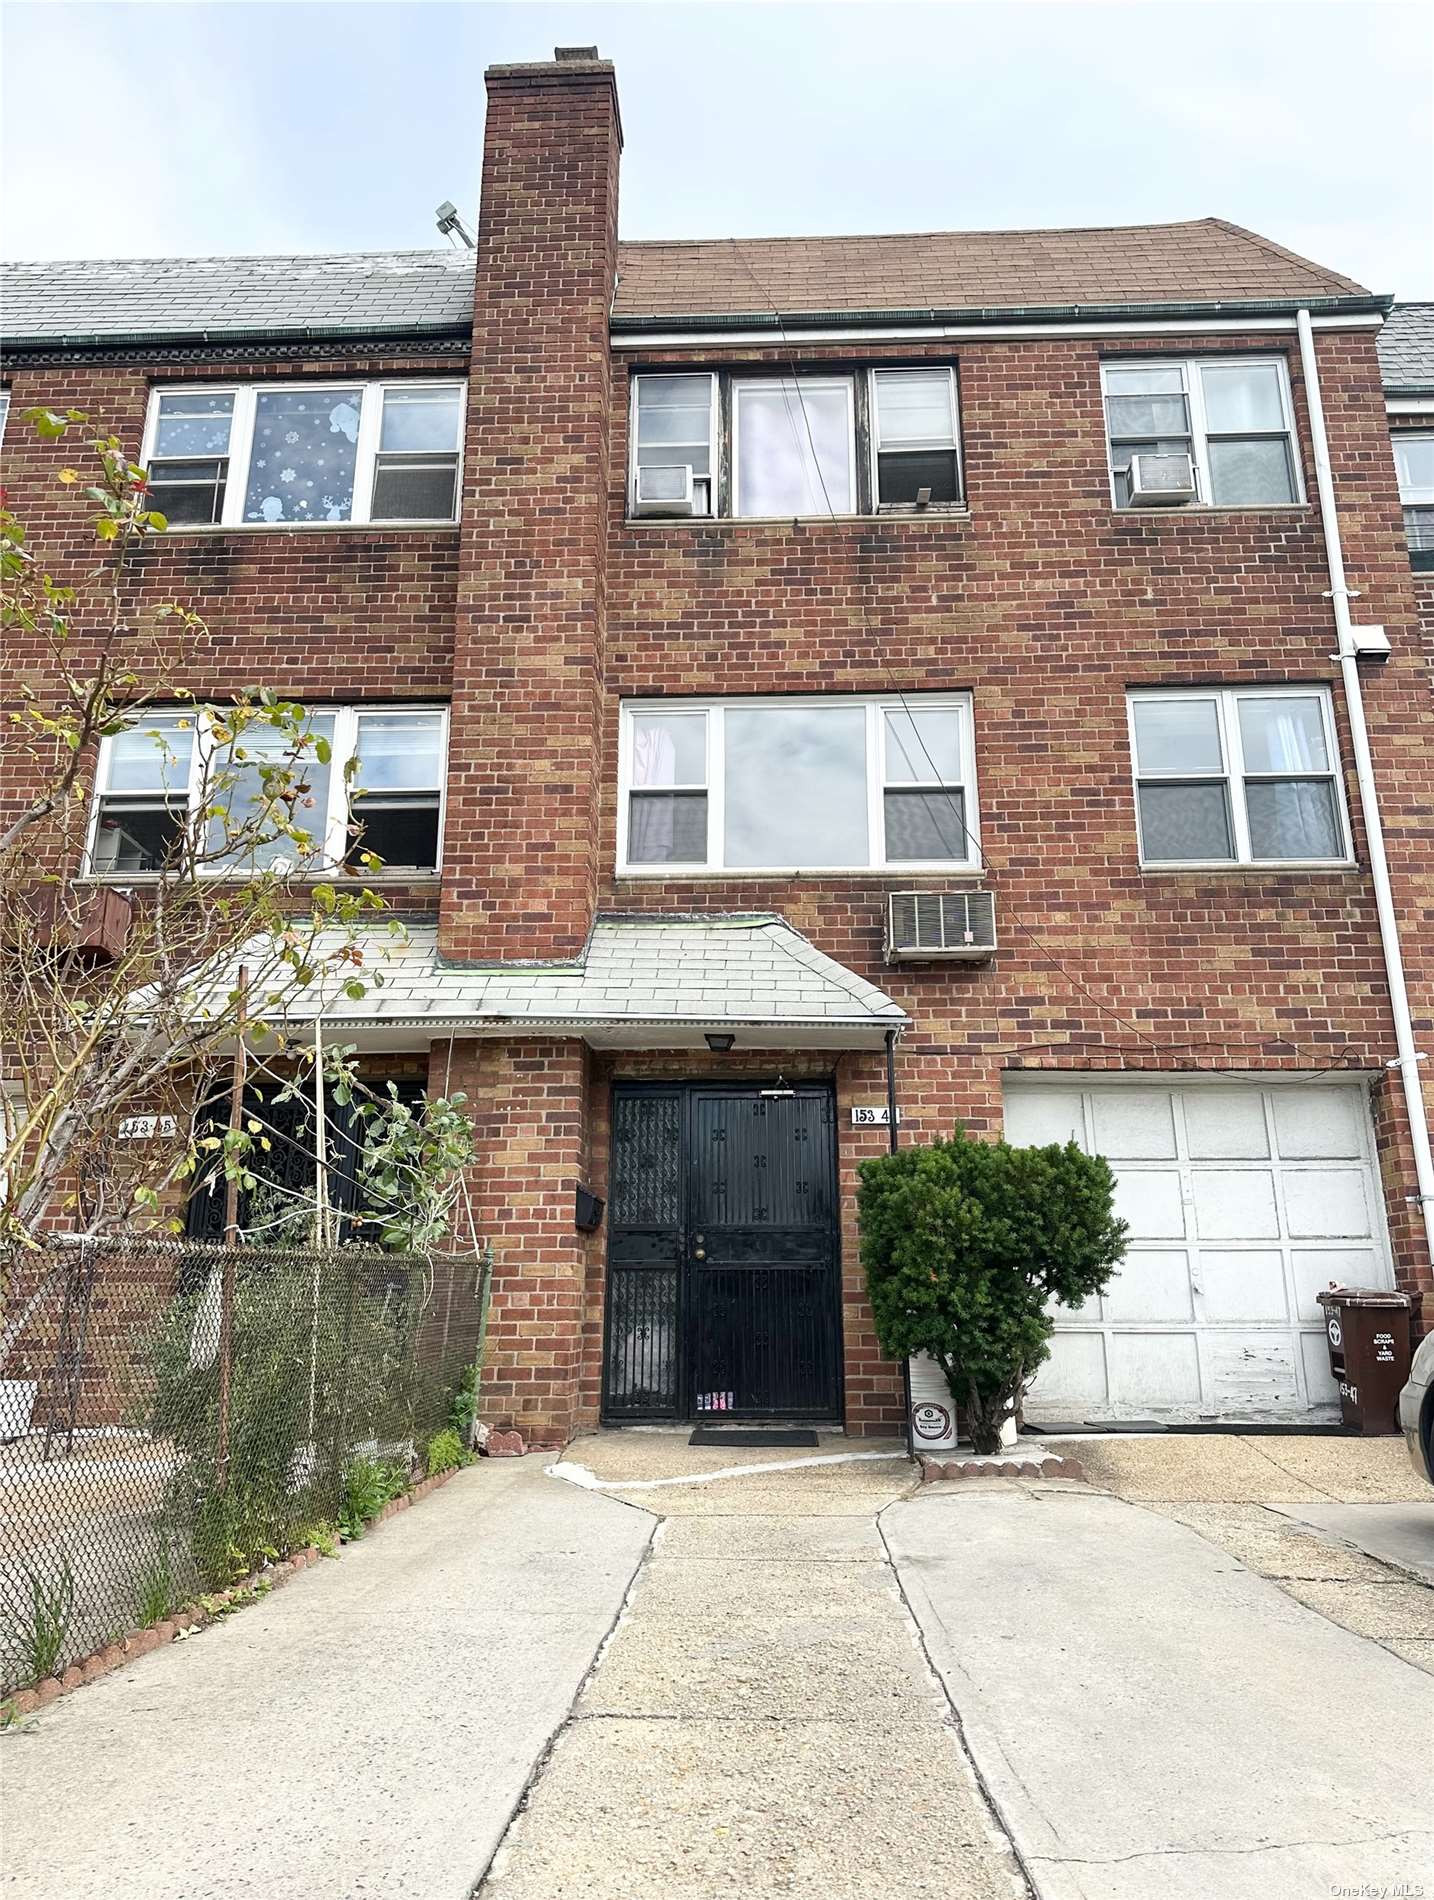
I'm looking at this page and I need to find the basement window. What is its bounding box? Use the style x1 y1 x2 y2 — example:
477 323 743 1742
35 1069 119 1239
1394 433 1434 570
88 705 448 877
142 381 465 529
619 694 977 874
1103 357 1301 510
627 367 963 520
1128 687 1350 867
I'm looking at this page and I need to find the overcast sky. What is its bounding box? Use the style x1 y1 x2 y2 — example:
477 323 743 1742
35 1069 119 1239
3 0 1431 296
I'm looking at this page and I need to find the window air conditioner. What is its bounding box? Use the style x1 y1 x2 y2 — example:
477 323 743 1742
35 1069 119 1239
633 464 696 517
886 890 997 962
1127 451 1197 506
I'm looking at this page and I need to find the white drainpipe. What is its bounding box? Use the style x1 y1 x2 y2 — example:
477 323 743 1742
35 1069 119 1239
1295 307 1434 1272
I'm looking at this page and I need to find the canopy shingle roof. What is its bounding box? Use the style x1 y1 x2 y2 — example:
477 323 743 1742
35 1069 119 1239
171 914 908 1052
2 218 1377 348
1378 303 1434 392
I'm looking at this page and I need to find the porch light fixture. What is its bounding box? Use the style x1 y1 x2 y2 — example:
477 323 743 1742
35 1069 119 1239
705 1032 736 1052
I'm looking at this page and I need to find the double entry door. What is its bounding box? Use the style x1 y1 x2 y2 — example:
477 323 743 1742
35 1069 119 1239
601 1083 842 1421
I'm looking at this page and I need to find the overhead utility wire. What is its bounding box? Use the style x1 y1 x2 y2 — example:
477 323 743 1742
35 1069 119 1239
725 238 1355 1083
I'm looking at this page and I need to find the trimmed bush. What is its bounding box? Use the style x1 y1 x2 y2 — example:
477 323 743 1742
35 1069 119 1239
858 1128 1127 1453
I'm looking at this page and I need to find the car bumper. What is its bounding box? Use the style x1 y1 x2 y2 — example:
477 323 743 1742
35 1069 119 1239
1399 1375 1431 1484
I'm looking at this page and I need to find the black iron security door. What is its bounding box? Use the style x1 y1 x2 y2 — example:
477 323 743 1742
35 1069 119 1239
601 1083 842 1421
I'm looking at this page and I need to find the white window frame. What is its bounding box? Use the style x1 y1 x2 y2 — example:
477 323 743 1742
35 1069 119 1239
1127 686 1351 870
1101 356 1304 510
85 704 449 878
617 692 979 876
868 366 963 508
1395 432 1434 504
627 371 719 517
730 376 859 520
140 380 466 530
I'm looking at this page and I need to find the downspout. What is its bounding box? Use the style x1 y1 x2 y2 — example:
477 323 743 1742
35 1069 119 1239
885 1028 915 1458
1295 308 1434 1270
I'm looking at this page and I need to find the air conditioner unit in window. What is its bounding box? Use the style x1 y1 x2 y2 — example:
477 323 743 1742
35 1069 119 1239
886 890 997 962
633 464 696 517
1127 451 1197 506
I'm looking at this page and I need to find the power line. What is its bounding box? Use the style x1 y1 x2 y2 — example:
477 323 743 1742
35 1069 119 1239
721 238 1360 1083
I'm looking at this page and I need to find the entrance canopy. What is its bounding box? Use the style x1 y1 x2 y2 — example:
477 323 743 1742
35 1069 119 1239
239 912 908 1052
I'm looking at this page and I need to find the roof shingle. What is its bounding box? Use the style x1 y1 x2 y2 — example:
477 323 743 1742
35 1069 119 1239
1377 303 1434 392
1 218 1376 348
610 219 1371 322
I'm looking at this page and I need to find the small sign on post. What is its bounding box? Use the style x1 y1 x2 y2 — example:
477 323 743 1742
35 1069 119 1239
849 1105 901 1127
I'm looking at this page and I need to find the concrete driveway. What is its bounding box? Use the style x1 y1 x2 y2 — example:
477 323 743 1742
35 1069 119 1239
5 1429 1429 1900
1 1459 652 1900
886 1482 1434 1900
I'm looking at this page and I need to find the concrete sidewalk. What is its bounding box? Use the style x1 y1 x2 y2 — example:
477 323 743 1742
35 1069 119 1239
885 1484 1434 1900
0 1460 652 1900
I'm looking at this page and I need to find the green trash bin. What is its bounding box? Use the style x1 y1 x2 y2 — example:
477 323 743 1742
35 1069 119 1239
1315 1286 1412 1435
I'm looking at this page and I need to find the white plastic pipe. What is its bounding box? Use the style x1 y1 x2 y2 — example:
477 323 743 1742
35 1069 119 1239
1296 308 1434 1272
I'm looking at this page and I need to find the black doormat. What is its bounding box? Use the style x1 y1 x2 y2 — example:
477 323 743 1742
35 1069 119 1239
690 1428 821 1448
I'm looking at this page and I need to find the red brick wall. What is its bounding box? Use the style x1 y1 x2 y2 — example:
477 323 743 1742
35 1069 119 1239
438 58 622 962
430 1037 589 1443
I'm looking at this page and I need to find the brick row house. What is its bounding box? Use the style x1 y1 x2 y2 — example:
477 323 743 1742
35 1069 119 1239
3 50 1431 1447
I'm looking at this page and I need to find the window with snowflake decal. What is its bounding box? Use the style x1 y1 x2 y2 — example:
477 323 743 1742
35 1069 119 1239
142 380 465 529
243 388 362 524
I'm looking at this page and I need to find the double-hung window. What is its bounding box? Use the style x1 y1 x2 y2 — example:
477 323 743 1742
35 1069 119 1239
627 367 962 519
1128 687 1349 867
1103 358 1301 509
88 705 447 875
1394 432 1434 570
619 694 977 874
871 368 961 507
143 382 465 528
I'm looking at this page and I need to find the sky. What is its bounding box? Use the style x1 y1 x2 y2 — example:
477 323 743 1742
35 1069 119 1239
2 0 1431 297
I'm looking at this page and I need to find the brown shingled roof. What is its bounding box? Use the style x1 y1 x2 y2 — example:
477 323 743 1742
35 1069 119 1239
612 218 1371 322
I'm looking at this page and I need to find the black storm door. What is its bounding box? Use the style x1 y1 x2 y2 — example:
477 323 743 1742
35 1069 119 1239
602 1083 841 1421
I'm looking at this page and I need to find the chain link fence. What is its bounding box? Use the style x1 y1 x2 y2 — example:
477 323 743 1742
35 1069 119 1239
0 1234 489 1693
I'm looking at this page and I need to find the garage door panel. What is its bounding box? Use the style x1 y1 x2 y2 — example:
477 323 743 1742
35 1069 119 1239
1291 1249 1383 1324
1108 1333 1202 1408
1301 1331 1340 1405
1091 1089 1177 1159
1103 1251 1194 1323
1272 1089 1363 1159
1003 1080 1392 1424
1002 1088 1086 1150
1028 1333 1108 1410
1202 1334 1300 1412
1113 1170 1186 1238
1283 1170 1371 1239
1193 1169 1279 1240
1183 1089 1270 1159
1197 1250 1288 1324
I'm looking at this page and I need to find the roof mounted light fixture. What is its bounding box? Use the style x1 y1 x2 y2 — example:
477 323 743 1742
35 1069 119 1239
705 1032 736 1052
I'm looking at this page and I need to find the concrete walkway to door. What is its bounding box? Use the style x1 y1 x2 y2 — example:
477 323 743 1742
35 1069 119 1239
0 1460 652 1900
481 1432 1025 1900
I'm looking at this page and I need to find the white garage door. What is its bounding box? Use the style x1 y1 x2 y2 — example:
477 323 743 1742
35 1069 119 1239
1002 1079 1396 1422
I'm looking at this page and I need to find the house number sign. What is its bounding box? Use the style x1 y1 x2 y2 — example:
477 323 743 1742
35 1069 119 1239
118 1115 178 1141
850 1106 902 1126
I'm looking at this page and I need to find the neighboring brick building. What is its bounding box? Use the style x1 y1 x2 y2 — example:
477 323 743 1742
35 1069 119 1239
4 50 1431 1446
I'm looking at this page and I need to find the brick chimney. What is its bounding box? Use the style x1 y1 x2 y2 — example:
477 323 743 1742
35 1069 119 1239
440 51 622 962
